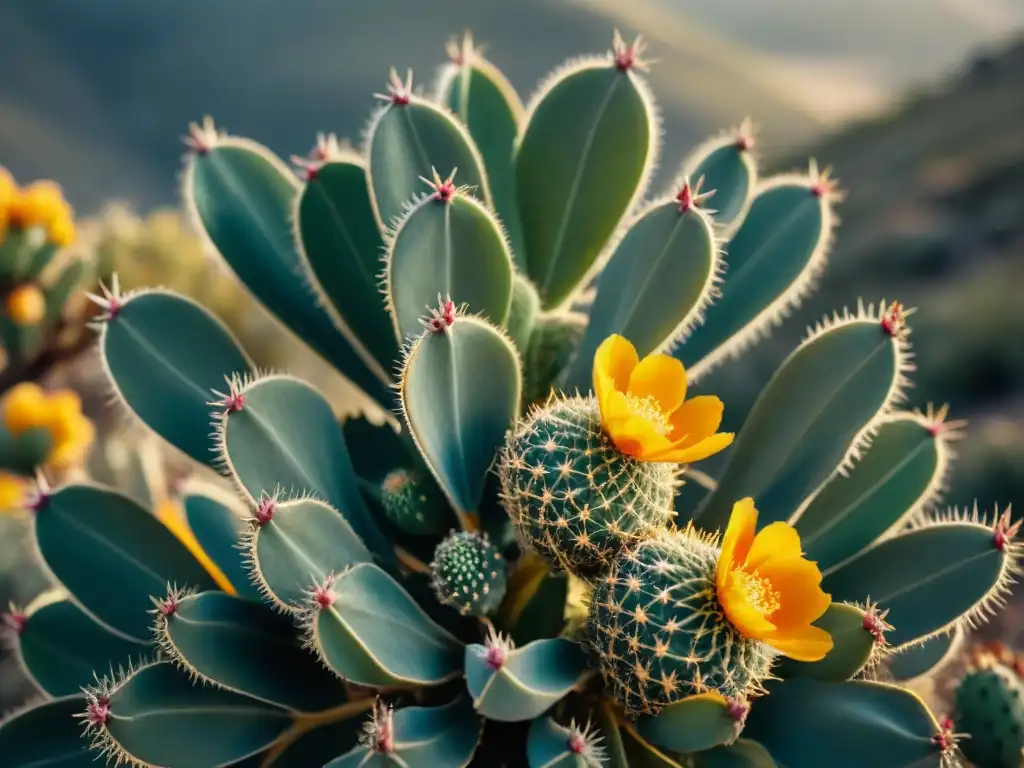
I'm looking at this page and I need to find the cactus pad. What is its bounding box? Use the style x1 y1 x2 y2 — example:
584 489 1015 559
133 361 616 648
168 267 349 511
430 531 508 617
588 528 774 715
499 396 674 575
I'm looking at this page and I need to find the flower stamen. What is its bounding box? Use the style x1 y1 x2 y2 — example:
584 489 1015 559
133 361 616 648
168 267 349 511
733 569 780 615
624 393 671 436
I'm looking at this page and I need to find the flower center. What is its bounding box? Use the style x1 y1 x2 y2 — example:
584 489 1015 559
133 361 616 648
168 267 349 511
624 393 671 435
734 569 780 615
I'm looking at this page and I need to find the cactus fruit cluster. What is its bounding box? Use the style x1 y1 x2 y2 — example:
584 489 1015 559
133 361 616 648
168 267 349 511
0 30 1020 768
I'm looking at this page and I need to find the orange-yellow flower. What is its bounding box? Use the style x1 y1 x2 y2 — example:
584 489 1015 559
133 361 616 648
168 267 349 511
592 334 734 463
5 284 46 325
1 383 94 471
716 498 833 662
156 498 236 594
0 471 30 513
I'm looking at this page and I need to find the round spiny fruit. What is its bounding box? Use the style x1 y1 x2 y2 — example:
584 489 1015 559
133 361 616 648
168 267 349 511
379 468 447 536
431 531 508 617
588 528 774 716
955 659 1024 768
499 396 674 576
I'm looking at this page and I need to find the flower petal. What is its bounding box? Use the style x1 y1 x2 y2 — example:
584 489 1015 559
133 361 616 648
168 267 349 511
610 416 672 459
746 522 804 570
627 354 687 413
715 498 757 591
668 395 724 446
593 335 638 399
646 431 734 463
721 579 777 639
759 558 831 629
764 624 834 662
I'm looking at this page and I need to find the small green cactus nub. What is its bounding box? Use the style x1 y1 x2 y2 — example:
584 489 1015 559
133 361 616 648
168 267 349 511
430 531 508 617
954 658 1024 768
499 396 674 576
379 468 448 536
588 528 774 716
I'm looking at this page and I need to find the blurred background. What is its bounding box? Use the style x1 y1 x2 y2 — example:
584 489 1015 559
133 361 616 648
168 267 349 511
0 0 1021 712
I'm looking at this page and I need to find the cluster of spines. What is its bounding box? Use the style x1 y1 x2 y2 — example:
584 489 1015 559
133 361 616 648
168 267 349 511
78 657 162 768
588 526 774 716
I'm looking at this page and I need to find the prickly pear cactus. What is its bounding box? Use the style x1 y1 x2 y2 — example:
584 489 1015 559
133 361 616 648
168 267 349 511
0 29 1017 768
952 654 1024 768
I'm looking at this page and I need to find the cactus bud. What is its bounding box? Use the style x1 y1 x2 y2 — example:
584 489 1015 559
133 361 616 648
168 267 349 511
430 530 507 617
499 395 674 575
379 468 448 536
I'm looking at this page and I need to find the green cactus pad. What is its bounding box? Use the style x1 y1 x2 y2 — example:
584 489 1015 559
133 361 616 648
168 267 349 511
0 695 93 767
367 76 491 229
431 530 508 617
183 492 259 600
295 150 398 373
401 314 520 521
682 129 758 229
796 410 951 571
774 603 881 682
15 595 145 698
219 374 392 563
524 312 586 406
889 628 962 682
386 181 513 341
249 496 374 609
621 722 692 766
527 716 612 768
155 590 348 712
588 529 774 715
563 189 719 392
379 468 450 536
823 514 1017 648
637 692 744 754
33 484 219 642
744 679 947 768
305 562 463 687
500 396 675 575
252 718 365 768
697 306 911 533
436 35 526 267
676 176 832 379
84 661 293 768
464 635 590 722
691 738 779 767
185 132 393 409
955 661 1024 768
507 274 541 352
325 697 483 768
99 289 253 469
515 51 657 310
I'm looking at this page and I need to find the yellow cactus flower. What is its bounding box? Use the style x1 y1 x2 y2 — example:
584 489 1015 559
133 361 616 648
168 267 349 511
716 498 833 662
0 471 30 513
0 384 94 471
592 334 734 463
8 180 65 228
156 498 236 595
0 168 14 239
2 382 49 435
47 213 76 247
5 284 46 325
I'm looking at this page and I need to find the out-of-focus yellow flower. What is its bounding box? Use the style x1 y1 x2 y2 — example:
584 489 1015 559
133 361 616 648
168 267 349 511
156 498 236 594
0 168 15 239
5 284 46 325
6 179 75 246
592 334 735 463
0 383 95 471
716 498 834 662
0 470 30 513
